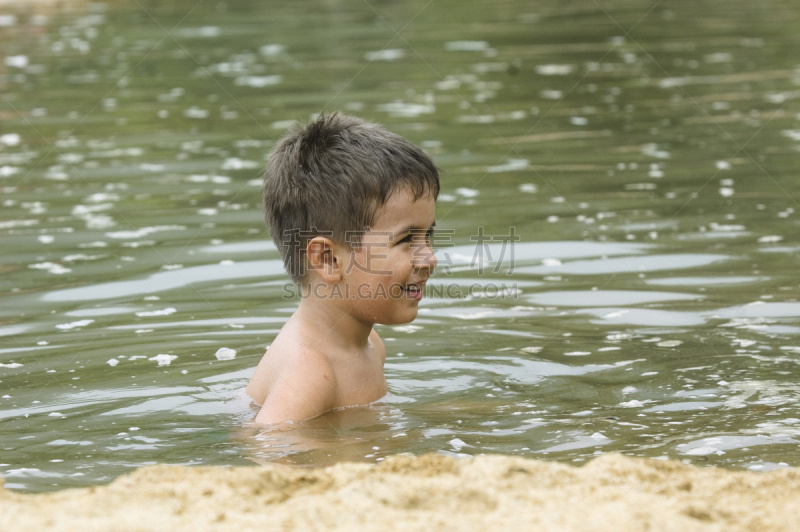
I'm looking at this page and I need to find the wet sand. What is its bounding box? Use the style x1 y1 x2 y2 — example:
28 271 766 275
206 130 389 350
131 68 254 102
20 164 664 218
2 453 799 531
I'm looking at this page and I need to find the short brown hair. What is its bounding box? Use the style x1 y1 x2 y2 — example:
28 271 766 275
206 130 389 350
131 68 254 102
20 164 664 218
263 113 440 282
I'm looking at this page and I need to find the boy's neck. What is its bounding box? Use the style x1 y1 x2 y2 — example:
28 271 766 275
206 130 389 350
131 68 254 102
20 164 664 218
294 292 373 352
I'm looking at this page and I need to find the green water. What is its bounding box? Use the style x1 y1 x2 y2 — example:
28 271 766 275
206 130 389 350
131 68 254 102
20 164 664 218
2 0 800 492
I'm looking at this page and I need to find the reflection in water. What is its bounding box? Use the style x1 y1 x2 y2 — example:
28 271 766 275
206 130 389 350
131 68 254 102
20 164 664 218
237 405 408 468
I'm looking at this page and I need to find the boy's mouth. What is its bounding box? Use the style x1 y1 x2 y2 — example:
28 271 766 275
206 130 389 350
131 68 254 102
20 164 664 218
402 283 424 300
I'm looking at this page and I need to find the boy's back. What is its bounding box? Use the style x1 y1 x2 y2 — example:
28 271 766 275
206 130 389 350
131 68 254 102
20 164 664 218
246 113 439 425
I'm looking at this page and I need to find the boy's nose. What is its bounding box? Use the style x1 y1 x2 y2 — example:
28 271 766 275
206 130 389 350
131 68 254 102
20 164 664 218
414 243 437 272
428 246 438 271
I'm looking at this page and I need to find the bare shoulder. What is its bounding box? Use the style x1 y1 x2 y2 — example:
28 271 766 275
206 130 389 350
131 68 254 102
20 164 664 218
246 322 313 404
245 340 291 405
369 328 386 363
253 347 338 425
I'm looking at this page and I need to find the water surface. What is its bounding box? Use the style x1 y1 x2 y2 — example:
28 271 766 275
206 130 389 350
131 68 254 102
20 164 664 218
2 0 800 491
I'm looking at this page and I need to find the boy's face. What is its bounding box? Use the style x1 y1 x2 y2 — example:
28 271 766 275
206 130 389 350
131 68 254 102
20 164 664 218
340 185 437 325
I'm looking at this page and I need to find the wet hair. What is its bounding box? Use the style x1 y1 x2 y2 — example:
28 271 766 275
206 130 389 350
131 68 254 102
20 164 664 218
263 112 440 282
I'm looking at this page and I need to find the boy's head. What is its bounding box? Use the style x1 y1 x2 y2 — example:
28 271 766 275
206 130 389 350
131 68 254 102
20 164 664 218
263 113 440 283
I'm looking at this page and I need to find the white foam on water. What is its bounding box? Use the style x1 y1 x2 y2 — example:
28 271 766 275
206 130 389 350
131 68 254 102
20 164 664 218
435 77 461 90
684 446 724 456
471 62 508 75
457 114 494 123
0 165 20 177
0 363 23 369
535 64 575 75
215 347 237 361
640 144 670 159
60 254 104 263
624 183 657 191
705 52 733 63
55 319 94 330
421 140 441 149
0 133 21 146
781 129 800 141
455 187 479 197
135 307 176 317
221 157 259 170
56 152 84 164
107 359 119 367
487 158 528 173
447 438 472 452
4 468 63 479
149 354 177 366
540 89 563 99
648 164 664 178
106 225 186 239
271 119 297 130
234 75 282 88
656 340 683 347
183 107 209 119
376 102 435 117
176 26 220 38
4 55 28 68
733 338 758 348
445 41 490 52
85 193 120 203
393 325 422 333
259 44 285 56
619 400 647 407
365 49 404 61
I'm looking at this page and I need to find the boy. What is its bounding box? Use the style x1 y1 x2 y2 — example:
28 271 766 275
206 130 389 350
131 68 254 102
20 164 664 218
246 113 439 425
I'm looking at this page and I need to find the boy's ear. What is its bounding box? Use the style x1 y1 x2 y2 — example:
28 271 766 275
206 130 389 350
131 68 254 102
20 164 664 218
306 236 343 282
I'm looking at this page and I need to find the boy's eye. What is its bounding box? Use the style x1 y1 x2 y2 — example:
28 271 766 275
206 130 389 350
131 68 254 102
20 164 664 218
397 229 433 245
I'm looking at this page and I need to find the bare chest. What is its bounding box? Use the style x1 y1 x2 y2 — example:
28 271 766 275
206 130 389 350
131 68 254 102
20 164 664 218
331 355 387 408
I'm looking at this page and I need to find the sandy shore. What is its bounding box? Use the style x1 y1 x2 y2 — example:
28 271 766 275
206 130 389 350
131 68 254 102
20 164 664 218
2 453 800 531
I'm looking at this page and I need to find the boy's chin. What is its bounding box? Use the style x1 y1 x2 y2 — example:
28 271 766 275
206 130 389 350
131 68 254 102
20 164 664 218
375 309 418 326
